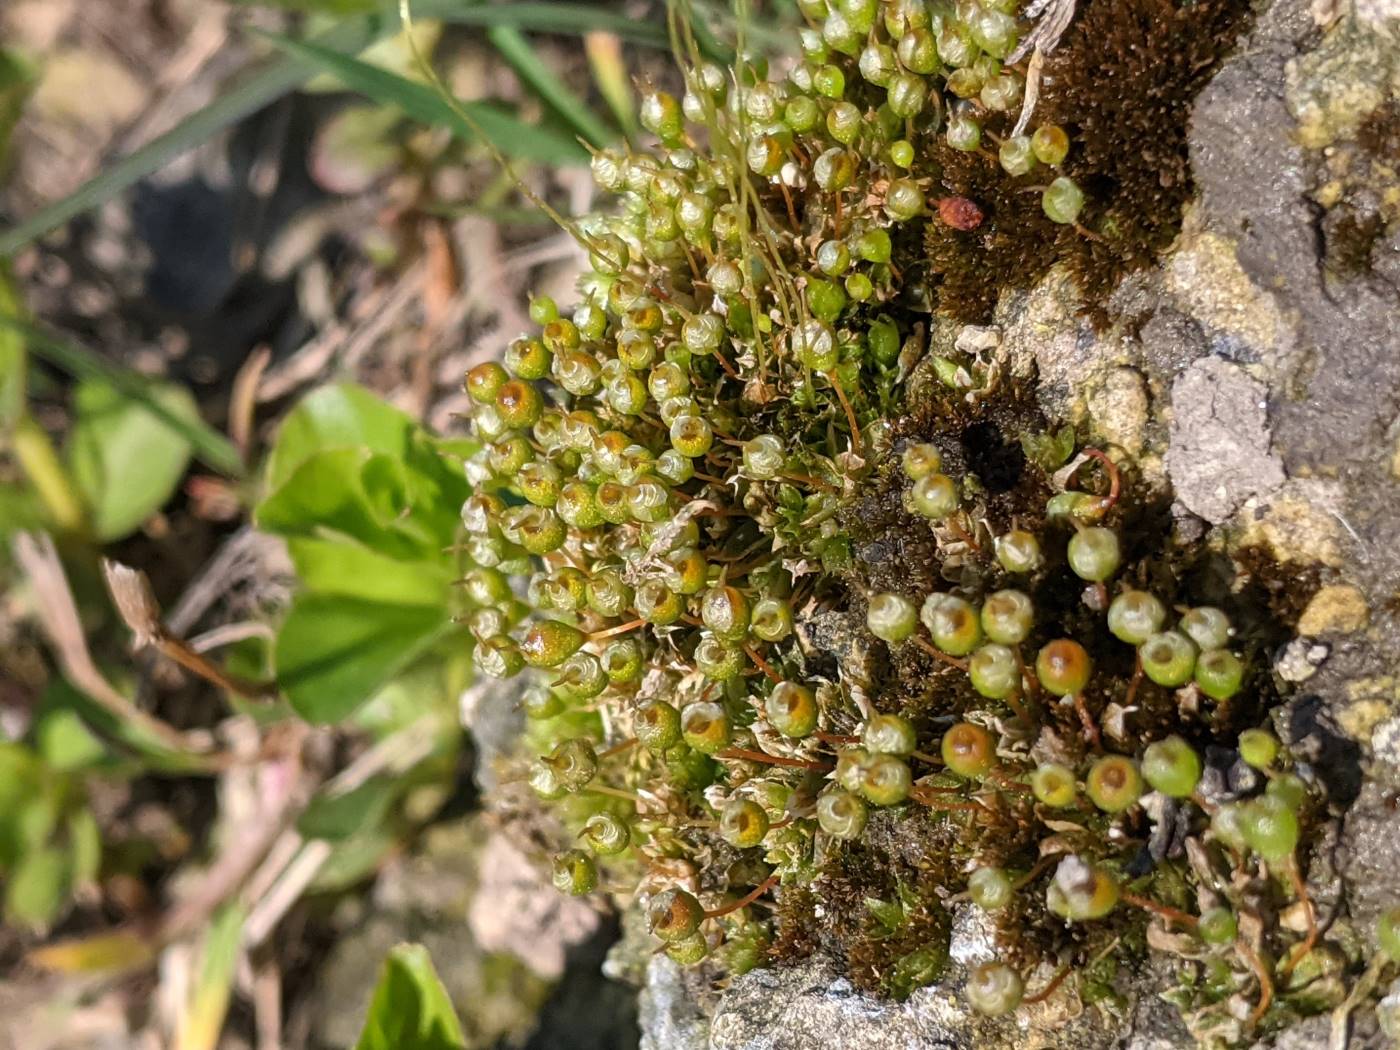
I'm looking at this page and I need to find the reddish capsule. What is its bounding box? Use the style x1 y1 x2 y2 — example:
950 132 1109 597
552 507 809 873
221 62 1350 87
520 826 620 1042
936 195 984 231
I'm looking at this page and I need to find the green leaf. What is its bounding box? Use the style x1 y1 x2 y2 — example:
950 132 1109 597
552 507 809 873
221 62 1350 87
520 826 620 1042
274 594 452 724
487 25 614 148
0 48 36 172
257 448 421 557
1 318 242 475
265 382 418 489
5 845 69 928
0 5 694 258
260 32 587 165
178 904 246 1050
66 377 197 540
260 383 469 552
298 776 396 841
287 537 452 606
354 944 467 1050
35 708 107 772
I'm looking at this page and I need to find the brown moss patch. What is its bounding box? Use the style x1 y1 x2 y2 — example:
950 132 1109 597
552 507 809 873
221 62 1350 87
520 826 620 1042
923 0 1253 325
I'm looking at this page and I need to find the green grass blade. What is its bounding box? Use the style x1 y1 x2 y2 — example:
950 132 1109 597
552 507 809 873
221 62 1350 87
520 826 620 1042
0 318 244 476
0 15 400 258
486 25 614 149
0 3 717 257
584 31 638 142
260 31 588 164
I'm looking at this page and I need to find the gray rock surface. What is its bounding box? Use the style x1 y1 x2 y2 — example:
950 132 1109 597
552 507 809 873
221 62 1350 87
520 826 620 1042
1165 357 1285 523
709 957 964 1050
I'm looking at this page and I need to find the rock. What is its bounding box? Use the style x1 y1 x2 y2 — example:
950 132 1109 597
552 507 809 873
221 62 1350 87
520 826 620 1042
467 831 600 980
708 956 964 1050
1296 583 1371 636
1274 638 1330 682
638 956 713 1050
1164 357 1286 524
1087 366 1151 456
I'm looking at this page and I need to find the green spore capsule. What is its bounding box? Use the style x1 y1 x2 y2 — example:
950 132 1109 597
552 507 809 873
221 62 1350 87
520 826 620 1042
1238 728 1279 770
981 589 1034 645
890 138 916 168
742 434 786 479
1199 906 1237 946
1030 123 1070 166
859 753 913 805
1042 176 1085 225
1067 527 1121 582
911 473 960 517
478 636 524 679
885 178 925 221
555 651 607 702
695 633 746 681
886 73 928 118
466 361 509 403
682 701 733 754
859 42 898 86
720 798 771 848
946 113 982 151
545 738 598 792
528 761 567 801
897 27 939 72
766 681 819 738
941 721 996 779
520 621 584 669
1266 772 1309 811
521 684 564 720
649 887 704 942
1048 855 1120 921
1180 606 1232 651
752 597 795 642
601 638 644 685
1240 795 1300 862
583 812 631 855
966 962 1024 1017
1195 649 1245 700
868 592 918 642
1140 630 1197 687
921 593 983 655
701 585 752 641
969 643 1020 700
665 932 711 965
1030 762 1077 807
998 134 1037 176
817 788 869 838
552 849 599 895
636 579 684 626
995 529 1043 573
1086 755 1143 812
863 713 917 756
835 746 871 793
1141 735 1202 798
854 228 892 263
1035 639 1092 696
968 866 1013 911
901 442 942 480
636 699 683 752
1108 590 1167 645
846 271 874 301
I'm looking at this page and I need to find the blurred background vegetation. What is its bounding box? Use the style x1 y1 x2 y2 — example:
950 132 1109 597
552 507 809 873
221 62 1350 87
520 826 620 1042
0 1 791 1046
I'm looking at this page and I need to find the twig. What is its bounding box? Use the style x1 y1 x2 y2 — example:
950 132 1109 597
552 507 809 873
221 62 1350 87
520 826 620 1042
104 560 279 701
12 533 219 764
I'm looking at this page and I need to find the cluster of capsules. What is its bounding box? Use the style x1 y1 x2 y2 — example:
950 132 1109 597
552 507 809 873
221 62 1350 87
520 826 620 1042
450 0 1354 1028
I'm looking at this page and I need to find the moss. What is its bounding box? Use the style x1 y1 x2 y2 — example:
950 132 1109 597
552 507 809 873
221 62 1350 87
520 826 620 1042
923 0 1253 326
